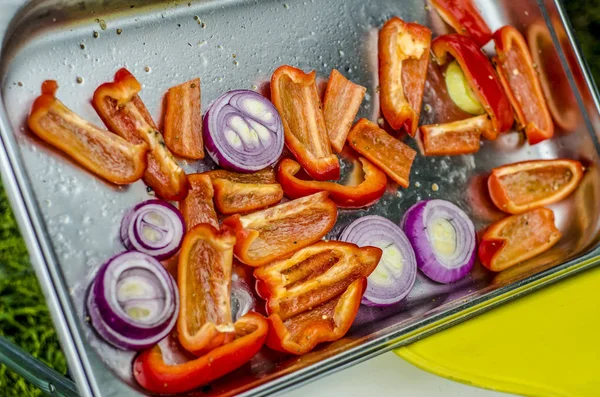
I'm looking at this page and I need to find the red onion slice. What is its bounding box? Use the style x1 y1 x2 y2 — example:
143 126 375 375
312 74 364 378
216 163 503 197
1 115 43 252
402 200 476 284
203 90 284 172
340 215 417 306
120 200 184 260
87 251 179 350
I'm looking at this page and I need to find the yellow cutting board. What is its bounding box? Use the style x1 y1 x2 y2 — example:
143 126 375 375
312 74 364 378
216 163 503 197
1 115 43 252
395 266 600 397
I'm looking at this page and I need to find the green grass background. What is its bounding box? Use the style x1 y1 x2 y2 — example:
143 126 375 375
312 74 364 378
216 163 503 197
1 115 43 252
0 2 598 395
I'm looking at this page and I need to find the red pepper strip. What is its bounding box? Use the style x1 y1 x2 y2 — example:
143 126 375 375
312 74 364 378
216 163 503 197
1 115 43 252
323 69 366 152
419 114 492 156
379 17 432 136
266 278 367 355
164 78 205 159
430 0 492 47
478 208 562 272
222 191 337 267
347 118 416 188
177 224 236 355
134 312 268 395
271 65 340 181
207 168 284 215
493 26 554 145
28 81 148 185
179 173 219 230
432 34 514 139
93 68 189 200
254 241 381 320
277 157 387 208
488 159 584 215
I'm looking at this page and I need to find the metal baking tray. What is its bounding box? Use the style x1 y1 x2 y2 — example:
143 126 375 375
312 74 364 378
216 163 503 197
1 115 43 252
1 0 600 396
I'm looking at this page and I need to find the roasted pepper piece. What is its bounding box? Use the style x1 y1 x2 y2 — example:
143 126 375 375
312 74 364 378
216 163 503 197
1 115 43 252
419 114 491 156
379 17 432 136
431 0 492 47
177 224 236 355
222 192 338 267
179 173 219 230
134 312 268 395
93 68 189 200
266 279 366 355
207 168 284 215
255 241 380 355
347 118 416 188
271 65 340 181
164 78 204 159
254 241 381 319
277 158 386 208
323 69 366 152
432 34 514 139
493 26 554 145
28 81 148 185
479 208 562 272
488 159 584 215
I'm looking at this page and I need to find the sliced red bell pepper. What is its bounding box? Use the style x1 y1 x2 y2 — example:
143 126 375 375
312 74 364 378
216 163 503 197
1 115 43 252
277 157 387 208
347 118 416 188
323 69 366 152
207 168 284 215
255 241 380 355
93 68 189 200
134 312 268 395
478 208 562 272
271 65 340 181
419 114 492 156
493 26 554 145
267 278 367 355
379 17 431 136
177 224 236 355
222 191 338 267
432 34 514 139
254 241 381 319
179 173 219 230
431 0 492 47
163 78 204 159
488 159 584 215
28 81 148 185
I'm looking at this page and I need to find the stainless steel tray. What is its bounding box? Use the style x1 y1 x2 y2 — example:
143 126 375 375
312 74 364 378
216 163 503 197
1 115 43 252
1 0 600 396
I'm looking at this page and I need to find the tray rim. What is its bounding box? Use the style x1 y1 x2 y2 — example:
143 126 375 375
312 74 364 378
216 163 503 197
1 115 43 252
0 0 599 396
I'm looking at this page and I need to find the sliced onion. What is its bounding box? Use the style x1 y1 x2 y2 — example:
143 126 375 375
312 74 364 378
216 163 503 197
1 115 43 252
203 90 284 172
230 274 255 322
87 251 179 350
120 200 184 260
339 215 417 306
402 200 476 284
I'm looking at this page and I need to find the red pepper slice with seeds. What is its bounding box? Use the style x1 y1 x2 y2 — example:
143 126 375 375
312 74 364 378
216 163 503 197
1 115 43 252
93 68 189 200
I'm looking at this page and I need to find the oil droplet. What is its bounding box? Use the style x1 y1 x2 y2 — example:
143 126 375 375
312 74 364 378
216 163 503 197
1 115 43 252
79 43 85 50
415 181 421 187
116 28 123 35
76 76 84 84
432 183 439 191
144 66 151 73
233 60 239 66
17 82 23 87
93 31 99 38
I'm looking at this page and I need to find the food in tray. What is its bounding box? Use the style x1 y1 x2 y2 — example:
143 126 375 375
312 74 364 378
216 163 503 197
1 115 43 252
93 68 190 201
340 215 417 306
204 89 285 172
25 2 588 393
254 241 382 355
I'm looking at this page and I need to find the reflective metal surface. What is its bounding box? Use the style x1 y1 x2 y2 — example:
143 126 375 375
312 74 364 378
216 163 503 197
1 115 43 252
0 0 600 396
